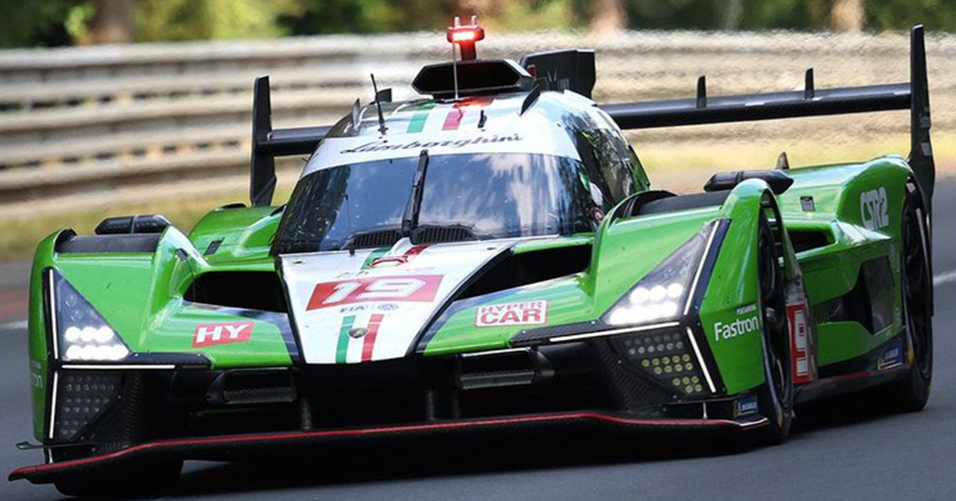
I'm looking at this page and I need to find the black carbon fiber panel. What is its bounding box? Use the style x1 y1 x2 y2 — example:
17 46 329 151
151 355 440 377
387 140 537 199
591 340 675 411
511 321 608 346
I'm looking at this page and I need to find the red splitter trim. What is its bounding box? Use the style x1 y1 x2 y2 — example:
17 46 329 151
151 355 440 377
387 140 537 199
11 412 767 482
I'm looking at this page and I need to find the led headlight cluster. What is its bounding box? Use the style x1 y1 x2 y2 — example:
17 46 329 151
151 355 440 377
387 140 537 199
607 283 684 326
51 271 130 362
604 224 712 327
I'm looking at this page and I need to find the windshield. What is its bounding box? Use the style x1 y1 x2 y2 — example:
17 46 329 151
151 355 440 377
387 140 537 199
274 153 608 254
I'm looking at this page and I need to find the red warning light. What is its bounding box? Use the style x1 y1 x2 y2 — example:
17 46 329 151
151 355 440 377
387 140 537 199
447 17 484 61
447 27 484 44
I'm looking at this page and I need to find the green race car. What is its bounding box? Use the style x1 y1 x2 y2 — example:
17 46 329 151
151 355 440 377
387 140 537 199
10 22 936 497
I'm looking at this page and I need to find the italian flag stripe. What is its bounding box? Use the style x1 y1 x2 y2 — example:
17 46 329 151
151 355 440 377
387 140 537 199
443 96 495 131
361 247 391 270
361 314 385 362
336 315 355 364
407 102 436 133
442 108 464 130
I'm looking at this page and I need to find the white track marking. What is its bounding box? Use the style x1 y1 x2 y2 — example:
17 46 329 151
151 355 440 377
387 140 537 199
1 320 27 331
934 269 956 286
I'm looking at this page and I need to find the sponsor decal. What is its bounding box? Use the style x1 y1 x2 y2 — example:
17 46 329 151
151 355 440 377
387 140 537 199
30 360 43 389
736 303 757 315
788 303 812 383
786 279 816 384
339 134 523 155
878 338 904 370
735 394 759 417
475 300 548 327
860 187 889 230
338 303 400 314
303 117 582 177
307 275 443 310
800 196 815 212
193 321 253 347
714 307 760 342
336 314 385 363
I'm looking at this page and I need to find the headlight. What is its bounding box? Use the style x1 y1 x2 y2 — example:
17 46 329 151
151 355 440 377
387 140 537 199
604 223 714 327
50 271 130 362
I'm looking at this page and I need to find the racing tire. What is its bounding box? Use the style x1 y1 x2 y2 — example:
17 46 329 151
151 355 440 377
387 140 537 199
53 459 182 498
884 188 933 412
753 214 793 445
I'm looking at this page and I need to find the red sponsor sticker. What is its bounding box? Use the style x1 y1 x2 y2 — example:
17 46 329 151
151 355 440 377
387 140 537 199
787 303 812 384
193 321 253 347
475 300 548 327
307 275 443 310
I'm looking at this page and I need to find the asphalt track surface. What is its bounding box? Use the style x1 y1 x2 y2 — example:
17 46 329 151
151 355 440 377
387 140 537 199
3 180 956 500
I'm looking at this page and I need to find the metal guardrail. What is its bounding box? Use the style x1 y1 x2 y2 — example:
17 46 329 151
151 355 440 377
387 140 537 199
0 30 954 206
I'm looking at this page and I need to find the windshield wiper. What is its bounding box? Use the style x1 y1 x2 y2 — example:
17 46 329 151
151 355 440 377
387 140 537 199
401 149 429 233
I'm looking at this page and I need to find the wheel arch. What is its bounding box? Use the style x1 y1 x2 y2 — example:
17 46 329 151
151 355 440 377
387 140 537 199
696 180 790 395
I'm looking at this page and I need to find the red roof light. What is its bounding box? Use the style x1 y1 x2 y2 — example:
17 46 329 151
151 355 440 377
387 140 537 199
447 27 484 44
447 17 485 61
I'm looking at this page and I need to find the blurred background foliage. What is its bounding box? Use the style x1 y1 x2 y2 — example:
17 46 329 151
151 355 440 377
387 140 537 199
1 0 954 48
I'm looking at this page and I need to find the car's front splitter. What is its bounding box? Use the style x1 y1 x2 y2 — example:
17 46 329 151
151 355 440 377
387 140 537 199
10 411 767 485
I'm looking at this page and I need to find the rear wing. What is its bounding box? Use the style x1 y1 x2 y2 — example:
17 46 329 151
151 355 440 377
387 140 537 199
249 76 331 206
598 25 934 206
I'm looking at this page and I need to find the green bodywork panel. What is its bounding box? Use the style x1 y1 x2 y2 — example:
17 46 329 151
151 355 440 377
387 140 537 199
778 157 910 364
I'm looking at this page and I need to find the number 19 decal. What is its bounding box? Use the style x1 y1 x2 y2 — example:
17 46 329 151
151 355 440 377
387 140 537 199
307 275 443 310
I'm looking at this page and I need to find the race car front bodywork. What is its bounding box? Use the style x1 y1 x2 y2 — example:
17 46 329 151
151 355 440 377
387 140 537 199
21 176 789 458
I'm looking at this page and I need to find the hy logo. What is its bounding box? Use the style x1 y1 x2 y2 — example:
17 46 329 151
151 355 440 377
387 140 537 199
193 321 253 347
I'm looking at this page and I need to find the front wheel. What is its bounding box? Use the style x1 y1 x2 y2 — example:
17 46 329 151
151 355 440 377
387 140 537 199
753 214 793 445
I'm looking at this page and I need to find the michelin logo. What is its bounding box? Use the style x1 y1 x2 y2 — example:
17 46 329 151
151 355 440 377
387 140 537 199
713 306 760 342
735 395 759 417
877 339 904 370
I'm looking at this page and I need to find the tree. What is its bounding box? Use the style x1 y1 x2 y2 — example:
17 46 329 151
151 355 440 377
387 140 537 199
135 0 298 42
831 0 865 32
0 0 74 47
89 0 134 44
720 0 745 30
591 0 627 34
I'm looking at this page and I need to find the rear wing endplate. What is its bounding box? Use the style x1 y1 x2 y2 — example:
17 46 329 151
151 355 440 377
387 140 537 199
599 25 934 206
250 76 331 206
